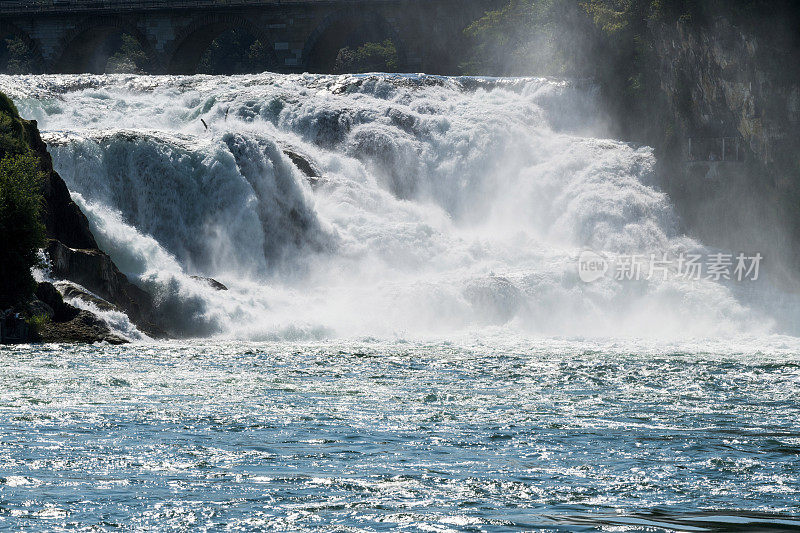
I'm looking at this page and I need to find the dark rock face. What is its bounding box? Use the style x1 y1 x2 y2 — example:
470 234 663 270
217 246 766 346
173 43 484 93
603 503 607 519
642 17 800 288
190 276 229 291
26 299 55 321
283 148 320 178
22 109 165 340
650 18 799 175
282 148 329 189
24 119 98 250
38 309 128 345
23 282 129 345
46 240 165 338
0 95 162 342
55 281 120 312
35 281 79 322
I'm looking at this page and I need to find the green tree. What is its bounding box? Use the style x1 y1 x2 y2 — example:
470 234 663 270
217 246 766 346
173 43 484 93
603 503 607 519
2 36 35 74
334 40 399 73
106 34 149 74
197 29 271 74
459 0 707 77
460 0 702 137
248 40 271 72
0 93 46 308
0 153 46 308
462 0 598 76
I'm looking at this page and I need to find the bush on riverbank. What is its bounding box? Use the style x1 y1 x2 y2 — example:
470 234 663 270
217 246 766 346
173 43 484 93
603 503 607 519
106 34 149 74
0 93 46 308
0 153 46 308
462 0 597 77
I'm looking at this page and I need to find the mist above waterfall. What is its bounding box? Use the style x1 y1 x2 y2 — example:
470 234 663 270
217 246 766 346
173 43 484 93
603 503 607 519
0 73 780 340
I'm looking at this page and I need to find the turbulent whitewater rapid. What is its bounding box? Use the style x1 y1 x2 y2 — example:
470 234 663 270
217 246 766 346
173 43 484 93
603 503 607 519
0 73 778 340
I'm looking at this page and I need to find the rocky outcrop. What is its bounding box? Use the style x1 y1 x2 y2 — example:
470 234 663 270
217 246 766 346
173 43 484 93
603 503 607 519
606 11 800 288
282 146 328 189
55 281 121 313
0 94 165 342
20 116 98 250
283 148 320 178
463 276 522 325
190 276 229 291
649 16 799 174
46 240 165 338
35 281 78 322
28 281 128 345
38 309 129 345
29 119 165 336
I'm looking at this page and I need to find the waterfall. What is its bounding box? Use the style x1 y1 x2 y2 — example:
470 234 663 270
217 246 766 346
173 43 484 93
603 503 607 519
0 73 774 339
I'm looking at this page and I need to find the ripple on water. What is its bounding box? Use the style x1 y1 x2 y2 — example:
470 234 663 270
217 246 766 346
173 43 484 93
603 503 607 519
0 338 798 530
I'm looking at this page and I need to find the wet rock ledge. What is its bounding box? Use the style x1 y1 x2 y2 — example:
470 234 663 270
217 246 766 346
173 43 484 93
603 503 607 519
27 282 128 345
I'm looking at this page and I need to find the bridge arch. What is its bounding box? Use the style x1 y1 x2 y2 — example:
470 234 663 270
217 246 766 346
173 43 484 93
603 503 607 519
55 17 157 74
167 15 277 75
302 9 409 73
0 22 43 74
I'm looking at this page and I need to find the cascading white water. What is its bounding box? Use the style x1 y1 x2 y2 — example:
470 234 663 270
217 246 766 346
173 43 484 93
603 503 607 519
0 73 773 340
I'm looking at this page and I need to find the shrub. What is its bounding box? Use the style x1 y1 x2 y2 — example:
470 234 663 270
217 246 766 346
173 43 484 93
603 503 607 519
27 312 51 336
0 153 46 308
197 29 272 74
106 34 149 74
1 36 36 74
461 0 598 77
334 40 399 73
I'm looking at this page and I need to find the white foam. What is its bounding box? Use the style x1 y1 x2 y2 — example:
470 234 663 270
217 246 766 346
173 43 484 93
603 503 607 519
1 73 780 340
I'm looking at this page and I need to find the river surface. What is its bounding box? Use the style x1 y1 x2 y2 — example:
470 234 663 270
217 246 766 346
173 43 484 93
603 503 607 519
0 73 799 530
2 338 800 531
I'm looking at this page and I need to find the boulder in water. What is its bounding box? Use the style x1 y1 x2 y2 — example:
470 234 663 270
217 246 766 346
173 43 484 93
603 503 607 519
22 282 128 344
190 276 228 291
54 281 120 312
463 276 523 325
282 148 319 178
35 282 79 322
281 147 329 189
37 309 128 345
46 240 165 337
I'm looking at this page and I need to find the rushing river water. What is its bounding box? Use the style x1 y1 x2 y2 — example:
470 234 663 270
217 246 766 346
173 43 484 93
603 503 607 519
0 73 799 530
2 338 800 531
1 73 783 340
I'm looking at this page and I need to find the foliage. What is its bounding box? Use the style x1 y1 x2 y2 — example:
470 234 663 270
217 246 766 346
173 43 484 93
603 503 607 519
27 312 50 335
196 29 272 75
0 93 33 156
0 153 46 308
106 34 149 74
462 0 791 78
0 92 47 308
334 40 399 73
460 0 708 136
1 37 36 74
461 0 600 77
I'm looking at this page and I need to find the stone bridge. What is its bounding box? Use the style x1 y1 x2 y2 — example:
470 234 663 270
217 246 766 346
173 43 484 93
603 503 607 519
0 0 499 74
